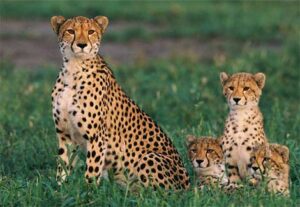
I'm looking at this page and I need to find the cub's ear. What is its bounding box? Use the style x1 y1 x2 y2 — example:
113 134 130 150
220 72 229 86
186 135 197 146
271 144 289 164
213 138 223 158
50 16 66 35
94 16 109 33
253 72 266 89
214 137 222 146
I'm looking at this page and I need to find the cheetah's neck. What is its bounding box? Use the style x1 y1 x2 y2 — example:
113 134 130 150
196 164 228 185
224 106 265 137
60 55 112 86
61 57 83 86
228 106 263 127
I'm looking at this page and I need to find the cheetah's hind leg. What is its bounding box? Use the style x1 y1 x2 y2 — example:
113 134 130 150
136 152 189 190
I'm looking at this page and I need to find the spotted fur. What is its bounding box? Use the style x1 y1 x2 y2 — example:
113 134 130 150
249 143 290 196
219 72 268 188
50 16 190 190
186 135 227 189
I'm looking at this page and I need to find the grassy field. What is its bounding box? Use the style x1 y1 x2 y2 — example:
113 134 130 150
1 1 299 42
0 1 300 206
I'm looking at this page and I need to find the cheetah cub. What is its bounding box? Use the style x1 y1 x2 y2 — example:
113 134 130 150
249 143 290 196
186 135 228 189
220 72 268 188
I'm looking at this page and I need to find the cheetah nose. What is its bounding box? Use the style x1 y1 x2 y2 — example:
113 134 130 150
252 166 259 171
233 97 241 104
196 159 204 165
77 43 87 49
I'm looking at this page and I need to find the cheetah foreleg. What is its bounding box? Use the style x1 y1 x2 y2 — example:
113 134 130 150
84 134 107 184
56 133 79 185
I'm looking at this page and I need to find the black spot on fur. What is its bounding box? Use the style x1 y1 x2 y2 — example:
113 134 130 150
58 148 64 155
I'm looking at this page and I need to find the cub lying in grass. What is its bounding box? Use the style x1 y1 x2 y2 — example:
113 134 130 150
249 143 290 196
186 135 228 189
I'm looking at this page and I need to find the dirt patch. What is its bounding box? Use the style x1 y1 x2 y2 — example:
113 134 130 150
0 20 282 69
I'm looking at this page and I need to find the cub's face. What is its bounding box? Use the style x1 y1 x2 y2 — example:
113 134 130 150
50 16 109 59
220 72 266 109
249 144 289 180
186 135 223 169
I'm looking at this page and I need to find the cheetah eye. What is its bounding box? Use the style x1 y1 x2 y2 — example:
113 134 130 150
67 29 75 34
243 87 250 91
207 149 214 153
190 149 197 153
228 86 234 91
88 30 95 35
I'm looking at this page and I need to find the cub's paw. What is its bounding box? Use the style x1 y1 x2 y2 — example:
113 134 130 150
223 183 244 193
249 178 260 186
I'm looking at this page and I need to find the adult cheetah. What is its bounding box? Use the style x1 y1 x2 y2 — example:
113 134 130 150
50 16 190 190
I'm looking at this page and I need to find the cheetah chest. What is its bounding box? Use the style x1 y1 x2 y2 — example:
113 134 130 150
222 109 266 163
53 65 87 146
53 83 84 141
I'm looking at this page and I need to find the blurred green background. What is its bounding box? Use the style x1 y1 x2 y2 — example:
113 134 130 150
0 1 299 206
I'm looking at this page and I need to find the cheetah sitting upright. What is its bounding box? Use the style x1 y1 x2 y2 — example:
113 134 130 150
249 143 290 196
50 16 190 190
219 72 268 188
186 135 227 189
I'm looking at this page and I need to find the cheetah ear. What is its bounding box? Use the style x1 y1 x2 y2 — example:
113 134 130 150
94 16 109 33
186 135 197 146
265 144 272 157
271 144 289 164
253 73 266 89
220 72 229 86
50 16 66 35
213 138 223 158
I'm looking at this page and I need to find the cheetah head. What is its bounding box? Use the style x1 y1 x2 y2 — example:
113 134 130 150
220 72 266 109
249 143 289 181
50 16 109 59
186 135 223 170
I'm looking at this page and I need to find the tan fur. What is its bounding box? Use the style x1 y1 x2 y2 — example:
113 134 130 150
187 135 227 189
219 72 268 188
249 143 290 196
51 16 189 190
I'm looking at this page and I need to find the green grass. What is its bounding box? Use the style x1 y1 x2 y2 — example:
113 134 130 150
0 37 299 206
1 1 299 42
1 1 300 206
